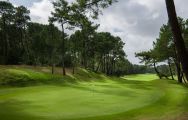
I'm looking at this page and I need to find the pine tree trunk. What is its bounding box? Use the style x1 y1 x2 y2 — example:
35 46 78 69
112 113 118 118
2 16 8 64
96 55 102 72
175 60 182 83
153 61 162 79
173 47 182 83
2 16 6 64
52 64 55 74
20 28 25 53
61 24 66 76
165 0 188 81
23 25 30 62
168 59 174 80
72 65 75 74
72 52 75 74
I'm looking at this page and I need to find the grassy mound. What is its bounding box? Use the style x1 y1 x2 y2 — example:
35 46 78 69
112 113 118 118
0 66 105 86
0 67 62 86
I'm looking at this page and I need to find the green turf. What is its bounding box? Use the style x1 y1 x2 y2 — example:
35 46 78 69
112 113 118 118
0 66 188 120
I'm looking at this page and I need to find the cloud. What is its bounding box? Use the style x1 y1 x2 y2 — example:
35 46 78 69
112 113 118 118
29 0 54 24
9 0 41 7
27 0 188 64
97 0 167 64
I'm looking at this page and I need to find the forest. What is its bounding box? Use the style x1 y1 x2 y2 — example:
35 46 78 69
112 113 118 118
0 0 188 120
0 0 155 76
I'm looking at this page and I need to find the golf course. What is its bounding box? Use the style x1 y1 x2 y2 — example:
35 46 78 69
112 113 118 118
0 66 188 120
1 0 188 120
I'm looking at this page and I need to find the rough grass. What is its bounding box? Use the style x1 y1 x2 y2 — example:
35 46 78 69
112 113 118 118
0 67 62 86
0 66 188 120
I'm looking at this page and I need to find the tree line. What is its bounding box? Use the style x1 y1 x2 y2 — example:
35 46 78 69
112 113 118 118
0 0 153 76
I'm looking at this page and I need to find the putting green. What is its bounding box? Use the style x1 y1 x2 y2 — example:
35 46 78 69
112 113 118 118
0 69 188 120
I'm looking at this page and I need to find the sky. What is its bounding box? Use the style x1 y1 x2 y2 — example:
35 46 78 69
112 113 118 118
5 0 188 64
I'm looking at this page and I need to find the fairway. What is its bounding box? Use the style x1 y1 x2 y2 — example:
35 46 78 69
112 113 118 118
0 68 188 120
1 0 188 119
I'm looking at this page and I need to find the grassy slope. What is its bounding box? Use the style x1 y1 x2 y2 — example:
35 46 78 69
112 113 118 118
0 66 188 120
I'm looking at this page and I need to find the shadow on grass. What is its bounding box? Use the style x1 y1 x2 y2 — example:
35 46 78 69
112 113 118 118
67 78 158 98
69 85 137 97
0 100 45 120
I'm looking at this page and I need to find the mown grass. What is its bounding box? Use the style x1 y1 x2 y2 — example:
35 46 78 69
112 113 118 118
0 66 188 120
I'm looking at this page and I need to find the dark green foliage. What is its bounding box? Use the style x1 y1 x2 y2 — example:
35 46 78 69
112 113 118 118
0 1 110 74
136 17 188 82
0 1 15 64
0 0 152 76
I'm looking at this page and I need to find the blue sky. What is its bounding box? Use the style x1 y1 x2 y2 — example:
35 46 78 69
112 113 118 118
6 0 188 64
